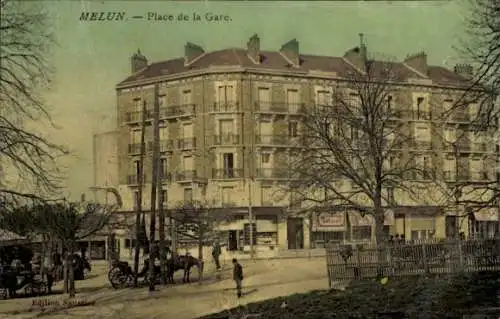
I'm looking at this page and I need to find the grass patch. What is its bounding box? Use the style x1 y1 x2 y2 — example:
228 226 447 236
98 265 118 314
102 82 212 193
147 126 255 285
198 271 499 319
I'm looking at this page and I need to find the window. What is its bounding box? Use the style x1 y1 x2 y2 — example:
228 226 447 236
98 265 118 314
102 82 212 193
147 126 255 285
158 95 166 107
286 89 299 105
443 127 456 143
130 129 141 144
443 156 456 180
159 158 167 176
416 155 431 179
133 98 142 111
288 122 298 137
182 123 193 138
222 186 233 204
159 126 168 141
182 156 193 171
258 87 270 103
316 90 330 106
469 158 484 180
218 85 234 104
261 186 272 205
219 120 234 138
415 96 427 120
261 153 271 164
182 90 192 105
160 190 167 206
184 188 193 203
223 153 234 177
386 95 393 112
124 239 137 249
134 160 140 177
133 191 139 208
352 226 372 240
385 187 394 203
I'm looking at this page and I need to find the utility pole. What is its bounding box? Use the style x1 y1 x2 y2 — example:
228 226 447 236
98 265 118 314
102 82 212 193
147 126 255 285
149 84 160 291
158 166 167 284
133 101 147 287
453 142 462 239
248 178 254 258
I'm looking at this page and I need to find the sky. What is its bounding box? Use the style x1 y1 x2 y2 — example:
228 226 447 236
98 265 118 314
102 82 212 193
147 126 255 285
33 0 470 200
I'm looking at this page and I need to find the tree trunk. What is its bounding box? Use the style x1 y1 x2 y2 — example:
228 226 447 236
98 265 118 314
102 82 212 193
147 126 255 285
198 240 204 282
63 251 69 294
374 196 387 278
39 234 47 278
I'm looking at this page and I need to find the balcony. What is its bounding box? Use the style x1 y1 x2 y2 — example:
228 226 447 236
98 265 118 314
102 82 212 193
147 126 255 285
210 101 240 113
127 175 147 185
470 171 489 181
159 140 174 152
128 143 141 155
159 104 196 119
255 135 301 147
470 142 487 153
125 109 152 124
412 110 432 121
177 138 196 150
174 170 207 183
443 170 456 181
212 168 244 179
410 140 432 150
256 168 296 179
212 134 240 145
451 110 470 123
255 101 304 114
159 172 172 183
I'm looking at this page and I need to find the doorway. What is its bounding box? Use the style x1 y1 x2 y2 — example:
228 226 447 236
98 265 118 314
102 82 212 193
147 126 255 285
287 218 304 249
228 230 238 251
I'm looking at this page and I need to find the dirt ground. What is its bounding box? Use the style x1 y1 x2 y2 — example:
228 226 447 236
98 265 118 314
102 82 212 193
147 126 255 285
0 257 330 319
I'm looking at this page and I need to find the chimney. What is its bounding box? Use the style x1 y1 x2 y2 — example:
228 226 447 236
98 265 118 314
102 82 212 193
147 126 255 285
131 49 148 74
279 39 300 67
247 34 260 64
454 64 474 80
343 33 368 72
404 51 428 76
184 42 205 66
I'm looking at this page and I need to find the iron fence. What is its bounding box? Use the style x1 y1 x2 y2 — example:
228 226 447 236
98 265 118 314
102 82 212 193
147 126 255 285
325 239 500 287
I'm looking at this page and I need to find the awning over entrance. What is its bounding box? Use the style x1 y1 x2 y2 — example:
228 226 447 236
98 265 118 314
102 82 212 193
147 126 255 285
473 207 499 221
349 210 394 226
312 211 345 232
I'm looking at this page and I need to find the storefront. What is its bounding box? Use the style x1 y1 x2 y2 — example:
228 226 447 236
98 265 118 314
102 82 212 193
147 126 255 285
311 210 346 248
469 207 499 239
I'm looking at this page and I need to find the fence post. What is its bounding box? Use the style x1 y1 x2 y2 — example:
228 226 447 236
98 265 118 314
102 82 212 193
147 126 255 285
458 240 464 269
354 247 361 280
421 243 429 274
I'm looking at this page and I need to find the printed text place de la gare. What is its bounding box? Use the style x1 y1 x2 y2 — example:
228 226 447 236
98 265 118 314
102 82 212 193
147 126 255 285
79 12 231 22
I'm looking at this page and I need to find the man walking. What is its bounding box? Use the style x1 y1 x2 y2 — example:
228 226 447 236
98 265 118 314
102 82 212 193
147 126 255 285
212 239 222 271
232 258 243 298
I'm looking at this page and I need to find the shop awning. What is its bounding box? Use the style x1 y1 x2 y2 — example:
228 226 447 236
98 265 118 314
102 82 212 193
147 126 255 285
473 207 499 221
312 211 345 231
349 210 394 226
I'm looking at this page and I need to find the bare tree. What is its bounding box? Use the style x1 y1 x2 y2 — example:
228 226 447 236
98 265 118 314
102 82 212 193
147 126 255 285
45 200 114 297
445 0 500 215
0 0 67 209
458 0 499 124
172 200 221 281
287 56 439 245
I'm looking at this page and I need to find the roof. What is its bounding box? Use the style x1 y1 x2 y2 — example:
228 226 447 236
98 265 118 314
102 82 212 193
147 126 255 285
118 47 469 87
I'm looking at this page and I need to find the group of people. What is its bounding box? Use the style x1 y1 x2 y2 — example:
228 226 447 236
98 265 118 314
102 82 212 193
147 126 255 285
211 239 244 298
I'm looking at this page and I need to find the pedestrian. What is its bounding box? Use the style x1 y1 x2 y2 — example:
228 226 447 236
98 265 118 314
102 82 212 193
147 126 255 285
232 258 243 298
212 239 222 271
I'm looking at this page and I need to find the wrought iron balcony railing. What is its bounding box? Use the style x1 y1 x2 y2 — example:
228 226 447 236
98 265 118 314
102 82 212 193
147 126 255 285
210 101 240 113
212 168 244 179
159 104 196 118
256 168 297 179
127 175 147 185
177 138 196 150
213 134 240 145
255 101 304 114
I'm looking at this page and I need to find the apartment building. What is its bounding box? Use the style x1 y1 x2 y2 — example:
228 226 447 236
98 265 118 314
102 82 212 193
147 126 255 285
102 34 498 256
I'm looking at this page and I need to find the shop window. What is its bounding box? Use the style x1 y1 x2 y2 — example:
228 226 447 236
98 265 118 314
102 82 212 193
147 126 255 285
352 226 372 240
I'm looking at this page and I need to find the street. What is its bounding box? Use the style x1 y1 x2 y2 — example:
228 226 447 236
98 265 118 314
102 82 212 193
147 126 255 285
0 257 329 319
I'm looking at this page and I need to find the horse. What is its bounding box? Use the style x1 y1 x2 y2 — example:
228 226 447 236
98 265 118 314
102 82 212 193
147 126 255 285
165 253 203 284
